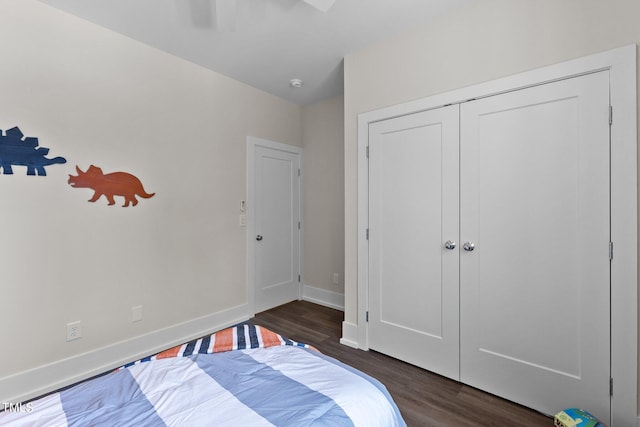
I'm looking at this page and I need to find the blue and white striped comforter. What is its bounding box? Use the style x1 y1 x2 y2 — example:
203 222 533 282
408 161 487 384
0 336 405 426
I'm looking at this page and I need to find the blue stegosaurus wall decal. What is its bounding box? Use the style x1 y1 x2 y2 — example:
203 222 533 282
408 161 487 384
0 127 66 176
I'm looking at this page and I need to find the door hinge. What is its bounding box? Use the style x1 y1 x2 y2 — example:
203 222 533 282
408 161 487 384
298 168 301 177
298 221 301 230
609 105 613 126
366 311 369 322
366 228 369 240
366 146 369 158
610 377 613 396
298 274 301 283
609 241 613 260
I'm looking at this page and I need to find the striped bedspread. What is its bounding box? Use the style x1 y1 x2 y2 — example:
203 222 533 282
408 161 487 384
118 323 314 368
0 324 406 427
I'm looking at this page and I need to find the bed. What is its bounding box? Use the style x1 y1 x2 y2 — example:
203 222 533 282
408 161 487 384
0 323 406 426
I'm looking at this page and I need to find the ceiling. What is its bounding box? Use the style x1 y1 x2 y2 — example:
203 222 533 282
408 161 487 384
36 0 474 105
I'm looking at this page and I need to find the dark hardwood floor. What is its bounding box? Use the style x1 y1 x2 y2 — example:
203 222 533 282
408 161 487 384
251 300 552 427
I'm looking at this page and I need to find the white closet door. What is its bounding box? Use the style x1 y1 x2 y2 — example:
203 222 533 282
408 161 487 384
460 71 611 420
368 105 460 379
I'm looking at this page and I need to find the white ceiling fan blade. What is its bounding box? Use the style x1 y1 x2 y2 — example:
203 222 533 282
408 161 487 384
188 0 214 28
215 0 237 32
303 0 336 13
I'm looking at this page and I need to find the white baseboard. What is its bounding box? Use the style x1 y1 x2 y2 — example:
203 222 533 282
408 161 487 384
302 283 344 311
1 304 251 404
340 321 359 349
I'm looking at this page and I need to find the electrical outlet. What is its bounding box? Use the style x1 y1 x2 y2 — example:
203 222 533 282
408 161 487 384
132 305 143 322
239 214 247 227
66 321 82 341
332 272 340 285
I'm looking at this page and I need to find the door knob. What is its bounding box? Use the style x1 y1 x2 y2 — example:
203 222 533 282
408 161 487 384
256 235 263 241
444 240 456 250
463 241 475 252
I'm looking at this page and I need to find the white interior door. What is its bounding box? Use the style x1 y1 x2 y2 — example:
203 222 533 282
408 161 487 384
252 142 301 313
368 105 460 379
459 71 611 421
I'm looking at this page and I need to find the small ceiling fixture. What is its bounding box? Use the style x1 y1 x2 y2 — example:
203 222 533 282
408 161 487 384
290 78 303 88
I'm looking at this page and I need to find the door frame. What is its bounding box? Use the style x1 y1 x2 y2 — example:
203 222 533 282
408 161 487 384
355 45 637 425
247 136 303 316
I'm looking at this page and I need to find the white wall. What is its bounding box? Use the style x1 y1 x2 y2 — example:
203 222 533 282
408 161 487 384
302 95 345 309
0 0 301 401
343 0 640 412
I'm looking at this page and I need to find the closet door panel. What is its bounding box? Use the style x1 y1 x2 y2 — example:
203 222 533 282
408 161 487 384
368 105 459 380
460 71 610 420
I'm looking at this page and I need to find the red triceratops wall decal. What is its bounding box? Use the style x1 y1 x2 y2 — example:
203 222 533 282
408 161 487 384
68 165 155 207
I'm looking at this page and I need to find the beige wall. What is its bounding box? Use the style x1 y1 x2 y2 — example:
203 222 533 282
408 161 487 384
344 0 640 411
0 0 301 399
302 95 345 298
344 0 640 324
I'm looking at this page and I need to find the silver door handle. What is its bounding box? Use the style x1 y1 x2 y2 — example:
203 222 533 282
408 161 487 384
444 240 456 250
256 235 263 241
463 241 475 252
